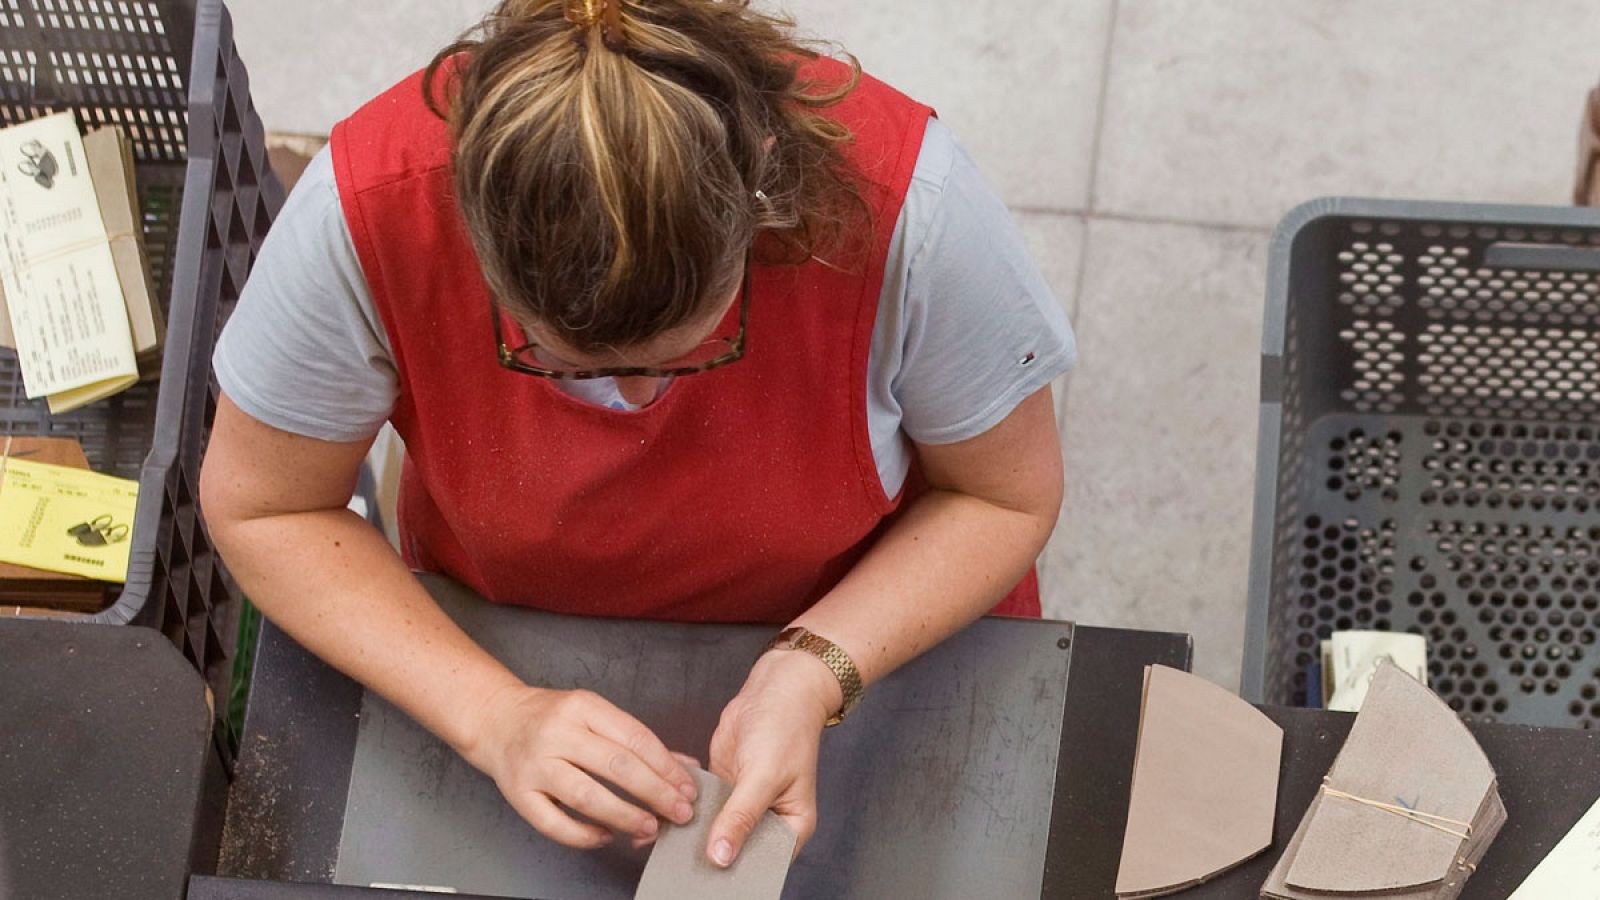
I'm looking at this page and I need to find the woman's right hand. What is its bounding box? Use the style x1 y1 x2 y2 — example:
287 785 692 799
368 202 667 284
462 684 700 849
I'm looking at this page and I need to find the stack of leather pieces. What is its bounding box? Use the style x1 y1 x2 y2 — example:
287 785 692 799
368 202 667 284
1262 662 1505 899
1116 665 1284 898
0 436 112 613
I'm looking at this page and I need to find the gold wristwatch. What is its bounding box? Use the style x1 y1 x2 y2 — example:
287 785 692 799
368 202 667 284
763 626 863 727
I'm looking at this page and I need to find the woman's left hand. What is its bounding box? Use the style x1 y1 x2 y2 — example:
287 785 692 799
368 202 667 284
704 648 843 867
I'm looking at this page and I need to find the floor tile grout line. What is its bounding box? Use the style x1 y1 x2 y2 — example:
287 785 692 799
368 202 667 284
1013 205 1277 236
1067 218 1091 326
1083 0 1120 216
1058 218 1092 431
1011 206 1089 217
1087 209 1277 234
1056 0 1119 422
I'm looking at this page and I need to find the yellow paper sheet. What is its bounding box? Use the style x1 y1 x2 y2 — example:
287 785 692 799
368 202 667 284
44 371 140 414
0 457 138 583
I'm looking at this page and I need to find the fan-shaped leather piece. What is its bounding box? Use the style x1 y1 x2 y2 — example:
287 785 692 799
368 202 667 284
1284 663 1495 893
1115 665 1284 898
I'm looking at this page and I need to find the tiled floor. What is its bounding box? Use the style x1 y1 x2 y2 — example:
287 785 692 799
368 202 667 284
231 1 1600 689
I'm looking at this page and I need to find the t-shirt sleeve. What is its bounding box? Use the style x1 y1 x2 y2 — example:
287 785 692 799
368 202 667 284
212 145 398 443
889 118 1076 445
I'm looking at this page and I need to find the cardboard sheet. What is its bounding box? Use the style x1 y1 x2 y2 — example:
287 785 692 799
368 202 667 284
635 767 796 900
84 125 162 363
1115 665 1282 898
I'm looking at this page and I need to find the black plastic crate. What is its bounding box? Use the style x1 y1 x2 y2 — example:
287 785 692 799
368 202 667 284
1242 198 1600 729
0 0 283 744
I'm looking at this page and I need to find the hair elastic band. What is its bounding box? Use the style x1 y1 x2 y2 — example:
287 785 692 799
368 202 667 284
566 0 626 51
598 0 625 50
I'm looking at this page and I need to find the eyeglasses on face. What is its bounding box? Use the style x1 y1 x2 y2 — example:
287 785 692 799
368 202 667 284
492 252 751 380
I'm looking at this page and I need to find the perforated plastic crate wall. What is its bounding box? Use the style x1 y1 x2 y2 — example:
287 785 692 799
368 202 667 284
1242 198 1600 729
0 0 283 737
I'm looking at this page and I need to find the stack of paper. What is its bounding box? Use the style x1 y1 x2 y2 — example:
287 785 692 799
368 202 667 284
85 124 165 374
0 112 163 413
1321 630 1428 712
1116 665 1284 898
1262 663 1505 900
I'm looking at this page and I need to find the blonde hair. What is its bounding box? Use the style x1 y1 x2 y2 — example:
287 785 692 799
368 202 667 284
423 0 868 352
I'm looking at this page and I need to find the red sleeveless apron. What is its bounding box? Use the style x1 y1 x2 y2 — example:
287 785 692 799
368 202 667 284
330 57 1040 622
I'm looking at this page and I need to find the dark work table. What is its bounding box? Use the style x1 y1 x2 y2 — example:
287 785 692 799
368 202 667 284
217 575 1193 898
216 575 1600 899
0 617 224 900
2 592 1594 899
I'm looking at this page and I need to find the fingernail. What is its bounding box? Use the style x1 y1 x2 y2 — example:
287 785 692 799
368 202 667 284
678 780 698 801
638 818 658 838
712 838 734 867
674 801 694 824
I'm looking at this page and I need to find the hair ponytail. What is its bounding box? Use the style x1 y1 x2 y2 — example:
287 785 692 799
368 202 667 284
422 0 870 352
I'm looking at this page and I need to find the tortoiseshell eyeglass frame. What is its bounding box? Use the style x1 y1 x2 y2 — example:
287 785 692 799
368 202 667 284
491 251 751 381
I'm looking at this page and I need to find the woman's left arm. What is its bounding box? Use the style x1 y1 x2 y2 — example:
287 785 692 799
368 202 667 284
706 383 1064 865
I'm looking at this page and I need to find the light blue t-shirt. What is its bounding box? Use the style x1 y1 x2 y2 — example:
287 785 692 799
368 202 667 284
214 118 1076 496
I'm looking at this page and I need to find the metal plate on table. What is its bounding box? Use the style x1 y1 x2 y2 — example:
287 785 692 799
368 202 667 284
333 576 1073 899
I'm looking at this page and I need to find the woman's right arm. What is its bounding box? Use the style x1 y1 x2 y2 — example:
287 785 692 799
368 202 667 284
199 394 697 847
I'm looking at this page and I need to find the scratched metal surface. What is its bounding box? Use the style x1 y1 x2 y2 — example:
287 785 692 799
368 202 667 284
333 575 1072 899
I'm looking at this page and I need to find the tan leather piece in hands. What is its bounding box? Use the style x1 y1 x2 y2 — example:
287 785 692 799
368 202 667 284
635 767 797 900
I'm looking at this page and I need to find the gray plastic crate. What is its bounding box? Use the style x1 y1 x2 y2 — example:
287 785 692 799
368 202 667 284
0 0 283 747
1243 198 1600 730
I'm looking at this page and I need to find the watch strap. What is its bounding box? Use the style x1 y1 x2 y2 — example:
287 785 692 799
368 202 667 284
764 626 863 726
